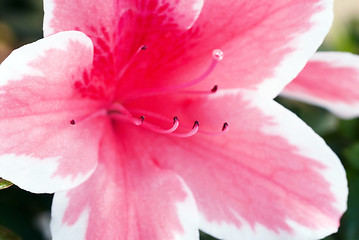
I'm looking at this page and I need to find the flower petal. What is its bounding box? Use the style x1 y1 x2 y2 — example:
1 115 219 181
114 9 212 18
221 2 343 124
44 0 203 36
44 0 333 98
282 52 359 119
51 125 199 240
122 90 347 239
0 31 106 193
127 0 334 98
187 0 334 97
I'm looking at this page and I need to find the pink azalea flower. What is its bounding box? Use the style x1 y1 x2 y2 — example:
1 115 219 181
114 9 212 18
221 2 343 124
284 52 359 119
0 0 357 239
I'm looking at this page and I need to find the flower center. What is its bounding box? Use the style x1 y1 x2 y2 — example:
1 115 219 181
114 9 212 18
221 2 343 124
71 48 228 138
106 105 229 138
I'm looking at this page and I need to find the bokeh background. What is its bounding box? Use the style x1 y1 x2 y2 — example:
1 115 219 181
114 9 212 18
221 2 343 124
0 0 358 239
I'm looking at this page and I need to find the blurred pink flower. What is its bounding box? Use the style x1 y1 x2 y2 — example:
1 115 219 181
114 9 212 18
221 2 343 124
0 0 356 239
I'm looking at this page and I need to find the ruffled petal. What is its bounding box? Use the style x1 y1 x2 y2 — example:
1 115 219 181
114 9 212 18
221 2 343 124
51 125 199 240
121 90 347 239
282 52 359 119
0 31 106 193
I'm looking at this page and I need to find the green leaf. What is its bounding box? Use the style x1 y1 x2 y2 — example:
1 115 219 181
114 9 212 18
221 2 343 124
0 179 13 190
344 143 359 171
0 226 21 240
200 231 218 240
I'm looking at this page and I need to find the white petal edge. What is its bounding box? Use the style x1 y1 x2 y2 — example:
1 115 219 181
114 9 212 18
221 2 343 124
0 31 95 193
51 192 90 240
174 177 200 240
177 0 204 29
257 0 334 98
0 154 94 194
43 0 56 37
0 30 93 87
51 174 200 240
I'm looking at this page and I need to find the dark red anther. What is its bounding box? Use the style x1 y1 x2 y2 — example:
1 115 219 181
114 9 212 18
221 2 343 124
193 121 199 129
222 122 229 131
173 116 179 123
211 85 218 93
140 116 145 123
70 119 76 125
141 45 147 51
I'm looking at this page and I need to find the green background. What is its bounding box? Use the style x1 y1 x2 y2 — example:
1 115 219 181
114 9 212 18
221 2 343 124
0 0 358 239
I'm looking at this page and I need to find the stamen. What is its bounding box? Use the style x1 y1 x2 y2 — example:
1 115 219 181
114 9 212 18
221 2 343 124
131 115 144 126
123 49 224 102
199 122 229 136
171 121 199 138
128 108 174 122
107 106 227 138
69 109 107 126
108 107 180 134
109 103 132 117
173 85 219 95
139 116 180 134
193 121 199 129
110 112 145 126
117 44 147 80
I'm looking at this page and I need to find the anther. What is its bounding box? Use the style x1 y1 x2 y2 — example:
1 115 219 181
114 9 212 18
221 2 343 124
173 116 179 124
222 122 229 132
117 44 148 80
171 120 199 138
67 109 107 126
133 116 145 126
197 122 229 136
211 85 218 93
132 115 180 134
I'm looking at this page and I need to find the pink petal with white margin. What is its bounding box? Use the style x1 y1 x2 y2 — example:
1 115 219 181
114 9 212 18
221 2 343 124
185 0 334 98
43 0 333 98
0 31 106 193
282 52 359 119
121 90 347 240
51 124 199 240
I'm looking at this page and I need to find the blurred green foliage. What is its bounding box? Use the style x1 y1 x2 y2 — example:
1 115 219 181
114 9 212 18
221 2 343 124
0 225 22 240
0 0 359 239
0 0 43 46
